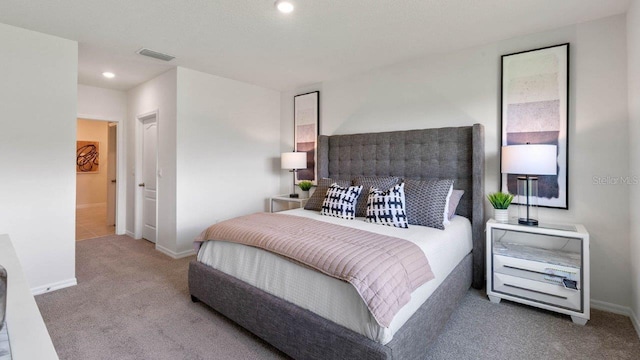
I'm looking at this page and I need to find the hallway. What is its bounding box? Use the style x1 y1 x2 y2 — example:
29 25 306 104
75 204 115 241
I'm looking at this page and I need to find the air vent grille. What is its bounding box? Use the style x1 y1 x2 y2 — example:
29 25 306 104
136 48 175 62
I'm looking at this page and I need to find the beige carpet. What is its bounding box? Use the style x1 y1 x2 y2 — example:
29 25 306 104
36 235 640 360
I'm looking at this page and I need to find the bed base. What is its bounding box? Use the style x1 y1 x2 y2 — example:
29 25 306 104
188 252 472 360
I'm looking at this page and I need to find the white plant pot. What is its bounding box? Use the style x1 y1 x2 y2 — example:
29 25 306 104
494 209 509 223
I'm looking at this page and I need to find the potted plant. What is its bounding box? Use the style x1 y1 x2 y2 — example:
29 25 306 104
298 180 313 198
487 191 514 222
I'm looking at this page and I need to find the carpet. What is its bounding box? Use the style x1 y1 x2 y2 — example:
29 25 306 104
36 235 640 359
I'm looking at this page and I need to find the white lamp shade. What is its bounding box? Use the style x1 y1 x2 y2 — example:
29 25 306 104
281 152 307 170
501 145 558 175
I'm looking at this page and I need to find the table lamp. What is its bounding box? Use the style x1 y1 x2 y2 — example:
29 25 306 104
501 144 558 225
281 152 307 198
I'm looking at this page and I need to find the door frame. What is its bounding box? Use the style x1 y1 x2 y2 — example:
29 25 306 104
134 110 159 240
77 113 126 235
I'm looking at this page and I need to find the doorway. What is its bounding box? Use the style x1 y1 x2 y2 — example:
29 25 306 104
76 118 118 241
135 111 158 243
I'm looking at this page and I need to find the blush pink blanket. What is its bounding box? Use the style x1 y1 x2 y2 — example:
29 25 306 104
194 212 435 327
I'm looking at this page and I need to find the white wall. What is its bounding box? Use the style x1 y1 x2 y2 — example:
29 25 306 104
126 69 178 255
77 84 128 233
175 67 281 255
76 119 109 206
0 23 77 293
78 84 127 122
627 0 640 333
282 15 632 309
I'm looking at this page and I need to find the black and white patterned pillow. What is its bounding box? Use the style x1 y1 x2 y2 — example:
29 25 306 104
365 183 409 228
404 179 455 230
320 183 363 220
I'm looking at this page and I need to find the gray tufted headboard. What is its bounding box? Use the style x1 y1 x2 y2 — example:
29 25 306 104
317 124 485 289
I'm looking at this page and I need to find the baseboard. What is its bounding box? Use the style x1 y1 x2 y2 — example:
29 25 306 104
155 244 196 259
31 278 77 295
591 299 632 316
76 202 107 209
125 230 136 238
591 299 640 339
631 308 640 340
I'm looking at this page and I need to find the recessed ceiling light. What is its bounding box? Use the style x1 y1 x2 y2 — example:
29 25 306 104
102 72 115 79
275 0 294 13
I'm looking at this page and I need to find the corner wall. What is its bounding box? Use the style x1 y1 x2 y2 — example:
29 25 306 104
126 69 178 253
0 23 78 293
175 67 281 255
627 0 640 335
282 15 631 309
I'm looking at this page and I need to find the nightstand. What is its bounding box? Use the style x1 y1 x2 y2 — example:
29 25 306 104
486 219 590 325
269 195 309 213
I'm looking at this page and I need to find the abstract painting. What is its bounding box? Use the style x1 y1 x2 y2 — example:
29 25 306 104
76 140 100 173
294 91 319 184
500 43 569 209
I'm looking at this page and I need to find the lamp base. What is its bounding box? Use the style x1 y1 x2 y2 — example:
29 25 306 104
518 218 539 226
289 193 299 198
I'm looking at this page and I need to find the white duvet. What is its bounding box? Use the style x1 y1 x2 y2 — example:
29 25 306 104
197 208 472 344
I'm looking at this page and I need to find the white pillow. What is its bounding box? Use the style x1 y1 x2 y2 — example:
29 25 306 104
365 183 409 229
320 183 363 220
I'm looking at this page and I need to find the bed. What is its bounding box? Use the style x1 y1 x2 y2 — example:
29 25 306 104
189 124 485 359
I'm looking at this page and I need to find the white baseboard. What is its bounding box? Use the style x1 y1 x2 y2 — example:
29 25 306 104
631 308 640 340
31 278 77 295
125 230 136 238
591 299 631 316
591 299 640 339
76 202 107 209
155 244 196 259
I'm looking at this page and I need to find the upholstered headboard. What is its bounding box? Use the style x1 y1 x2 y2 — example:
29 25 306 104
317 124 485 289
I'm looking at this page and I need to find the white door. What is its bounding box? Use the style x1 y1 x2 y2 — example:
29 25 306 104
141 118 157 243
106 123 117 226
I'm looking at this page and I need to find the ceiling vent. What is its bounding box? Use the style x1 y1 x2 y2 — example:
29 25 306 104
136 48 175 62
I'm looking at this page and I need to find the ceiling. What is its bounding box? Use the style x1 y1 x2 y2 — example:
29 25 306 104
0 0 630 91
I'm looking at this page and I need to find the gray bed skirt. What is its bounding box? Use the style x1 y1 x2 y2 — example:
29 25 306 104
188 252 472 360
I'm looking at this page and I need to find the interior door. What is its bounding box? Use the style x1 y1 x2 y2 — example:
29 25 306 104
106 123 117 226
141 118 157 243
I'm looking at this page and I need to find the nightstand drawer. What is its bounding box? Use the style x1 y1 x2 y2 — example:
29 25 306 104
493 272 581 311
493 254 581 286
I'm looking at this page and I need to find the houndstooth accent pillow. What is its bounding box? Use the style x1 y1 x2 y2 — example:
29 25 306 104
304 178 352 211
404 179 455 230
353 176 400 218
365 183 409 228
320 183 363 220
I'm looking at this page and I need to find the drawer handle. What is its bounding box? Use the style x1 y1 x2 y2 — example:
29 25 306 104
504 283 568 300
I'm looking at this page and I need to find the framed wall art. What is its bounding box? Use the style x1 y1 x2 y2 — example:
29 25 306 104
294 91 319 184
76 140 100 173
500 43 569 209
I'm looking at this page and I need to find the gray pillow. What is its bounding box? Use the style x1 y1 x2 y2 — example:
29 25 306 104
304 178 351 211
352 176 400 217
404 179 455 230
448 190 464 220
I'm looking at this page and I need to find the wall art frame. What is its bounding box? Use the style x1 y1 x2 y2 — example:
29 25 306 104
76 140 100 173
500 43 569 209
294 91 319 184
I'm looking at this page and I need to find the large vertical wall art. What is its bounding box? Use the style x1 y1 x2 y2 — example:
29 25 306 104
294 91 319 184
76 140 100 173
500 43 569 209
